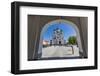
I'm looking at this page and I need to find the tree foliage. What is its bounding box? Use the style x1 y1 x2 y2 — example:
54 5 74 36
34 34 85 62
68 36 77 45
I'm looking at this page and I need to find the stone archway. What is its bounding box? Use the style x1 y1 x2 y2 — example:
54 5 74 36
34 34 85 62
37 19 83 59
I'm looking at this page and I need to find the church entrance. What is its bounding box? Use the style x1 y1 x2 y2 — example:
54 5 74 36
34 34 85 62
59 41 61 45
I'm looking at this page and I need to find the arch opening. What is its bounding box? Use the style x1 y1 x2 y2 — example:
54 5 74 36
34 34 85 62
37 19 84 60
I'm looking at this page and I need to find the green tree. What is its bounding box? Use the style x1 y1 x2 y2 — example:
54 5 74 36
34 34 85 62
68 36 77 45
68 36 77 54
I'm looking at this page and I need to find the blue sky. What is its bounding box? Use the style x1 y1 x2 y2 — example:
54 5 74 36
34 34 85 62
43 22 76 42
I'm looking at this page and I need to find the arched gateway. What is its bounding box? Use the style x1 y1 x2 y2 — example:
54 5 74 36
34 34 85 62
37 19 83 59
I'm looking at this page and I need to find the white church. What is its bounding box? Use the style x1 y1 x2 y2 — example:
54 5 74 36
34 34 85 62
50 28 66 45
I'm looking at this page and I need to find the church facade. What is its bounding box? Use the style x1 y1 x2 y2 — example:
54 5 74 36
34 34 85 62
50 28 66 45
